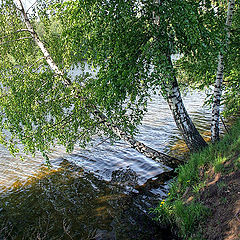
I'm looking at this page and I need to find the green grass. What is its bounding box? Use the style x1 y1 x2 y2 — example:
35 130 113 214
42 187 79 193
154 200 209 239
217 181 227 190
235 159 240 169
154 117 240 239
192 181 206 194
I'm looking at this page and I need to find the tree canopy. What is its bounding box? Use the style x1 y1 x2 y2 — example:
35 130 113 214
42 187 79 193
0 0 238 158
177 1 240 117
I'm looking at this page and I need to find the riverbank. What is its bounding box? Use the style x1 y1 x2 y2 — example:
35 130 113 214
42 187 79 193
154 118 240 239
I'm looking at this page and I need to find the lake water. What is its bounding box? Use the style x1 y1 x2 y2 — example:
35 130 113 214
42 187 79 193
0 89 223 239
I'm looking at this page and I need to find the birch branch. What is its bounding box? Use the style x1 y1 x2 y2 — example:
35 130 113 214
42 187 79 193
0 29 33 40
0 37 32 45
26 0 38 13
13 0 182 168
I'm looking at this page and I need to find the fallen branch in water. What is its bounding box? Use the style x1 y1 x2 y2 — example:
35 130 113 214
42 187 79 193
134 170 177 193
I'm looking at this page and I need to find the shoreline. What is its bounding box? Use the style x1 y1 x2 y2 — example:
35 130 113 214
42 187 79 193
154 117 240 239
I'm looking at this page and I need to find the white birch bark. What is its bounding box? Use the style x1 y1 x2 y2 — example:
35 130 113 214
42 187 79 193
153 0 207 151
165 60 208 151
211 0 235 143
14 0 181 168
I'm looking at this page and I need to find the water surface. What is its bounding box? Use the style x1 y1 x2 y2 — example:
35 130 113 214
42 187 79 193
0 90 221 239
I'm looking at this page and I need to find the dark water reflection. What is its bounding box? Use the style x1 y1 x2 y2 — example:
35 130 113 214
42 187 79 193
0 90 224 239
0 160 174 239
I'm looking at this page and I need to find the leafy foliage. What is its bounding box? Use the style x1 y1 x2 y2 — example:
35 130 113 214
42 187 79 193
154 199 209 238
0 0 102 156
177 2 240 116
0 0 230 156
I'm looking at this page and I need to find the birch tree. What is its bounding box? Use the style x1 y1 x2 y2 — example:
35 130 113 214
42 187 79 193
53 0 212 150
0 0 181 168
0 0 220 167
211 0 235 143
174 1 239 130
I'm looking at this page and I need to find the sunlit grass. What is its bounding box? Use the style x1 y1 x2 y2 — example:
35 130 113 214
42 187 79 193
154 117 240 238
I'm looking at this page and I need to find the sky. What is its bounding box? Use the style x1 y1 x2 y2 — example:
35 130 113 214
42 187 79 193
22 0 37 11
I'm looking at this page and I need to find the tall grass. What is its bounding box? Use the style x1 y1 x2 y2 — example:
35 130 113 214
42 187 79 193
154 118 240 239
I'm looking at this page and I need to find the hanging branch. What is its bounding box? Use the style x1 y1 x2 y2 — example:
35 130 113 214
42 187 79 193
28 57 45 69
13 0 182 169
0 36 32 45
0 29 33 40
220 115 229 134
26 0 38 13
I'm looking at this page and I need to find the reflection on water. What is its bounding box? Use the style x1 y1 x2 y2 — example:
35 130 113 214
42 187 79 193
0 90 216 190
0 90 224 239
0 160 174 239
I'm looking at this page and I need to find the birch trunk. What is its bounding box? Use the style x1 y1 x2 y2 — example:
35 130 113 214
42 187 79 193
211 0 235 143
14 0 181 169
165 59 208 151
153 0 207 151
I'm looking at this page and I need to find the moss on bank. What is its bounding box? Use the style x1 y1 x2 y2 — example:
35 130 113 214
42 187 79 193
154 118 240 239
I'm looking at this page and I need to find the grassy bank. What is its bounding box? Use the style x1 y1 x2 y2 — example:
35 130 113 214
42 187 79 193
154 118 240 239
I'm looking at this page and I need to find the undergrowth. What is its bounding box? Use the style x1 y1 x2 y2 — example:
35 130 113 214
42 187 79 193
154 118 240 239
